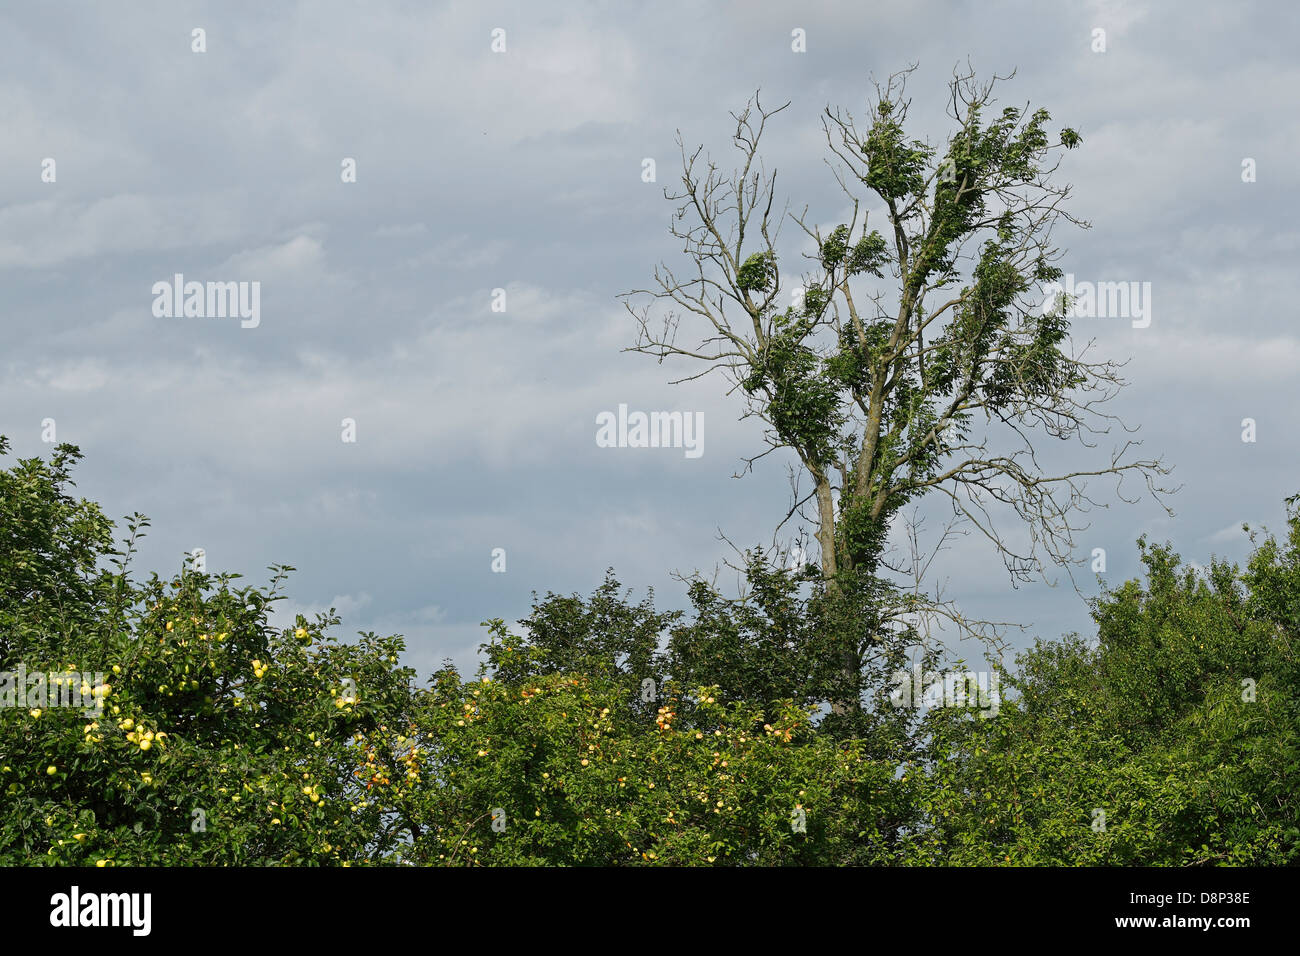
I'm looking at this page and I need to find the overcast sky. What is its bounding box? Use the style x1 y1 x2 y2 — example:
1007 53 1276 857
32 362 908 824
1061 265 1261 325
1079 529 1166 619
3 0 1297 678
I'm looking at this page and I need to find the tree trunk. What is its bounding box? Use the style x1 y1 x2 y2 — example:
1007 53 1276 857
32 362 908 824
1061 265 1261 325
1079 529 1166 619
814 476 860 717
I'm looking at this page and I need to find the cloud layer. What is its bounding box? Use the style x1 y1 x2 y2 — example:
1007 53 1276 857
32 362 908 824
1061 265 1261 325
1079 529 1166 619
3 0 1296 676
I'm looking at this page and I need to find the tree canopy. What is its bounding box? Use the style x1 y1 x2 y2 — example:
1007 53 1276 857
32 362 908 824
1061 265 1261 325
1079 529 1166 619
623 68 1173 718
1 436 1294 865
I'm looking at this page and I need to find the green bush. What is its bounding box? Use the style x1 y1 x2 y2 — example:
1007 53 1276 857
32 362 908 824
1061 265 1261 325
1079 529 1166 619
2 437 1295 865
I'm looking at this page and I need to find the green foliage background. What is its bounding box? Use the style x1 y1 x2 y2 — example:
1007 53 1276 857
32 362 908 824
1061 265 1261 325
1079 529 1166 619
1 436 1295 865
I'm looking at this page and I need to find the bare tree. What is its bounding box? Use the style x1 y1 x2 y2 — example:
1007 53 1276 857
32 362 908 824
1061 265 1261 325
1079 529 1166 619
622 66 1174 716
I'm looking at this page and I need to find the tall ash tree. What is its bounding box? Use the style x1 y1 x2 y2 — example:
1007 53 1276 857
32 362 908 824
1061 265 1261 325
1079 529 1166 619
623 67 1173 722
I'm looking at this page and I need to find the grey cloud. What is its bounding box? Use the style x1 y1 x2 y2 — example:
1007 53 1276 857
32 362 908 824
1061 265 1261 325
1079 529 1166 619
2 0 1297 675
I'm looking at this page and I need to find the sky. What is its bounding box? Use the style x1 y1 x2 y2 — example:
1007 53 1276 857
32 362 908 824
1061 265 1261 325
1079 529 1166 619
2 0 1297 680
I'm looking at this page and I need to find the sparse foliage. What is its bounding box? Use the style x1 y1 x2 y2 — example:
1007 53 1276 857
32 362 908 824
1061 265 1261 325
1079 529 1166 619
623 68 1174 714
